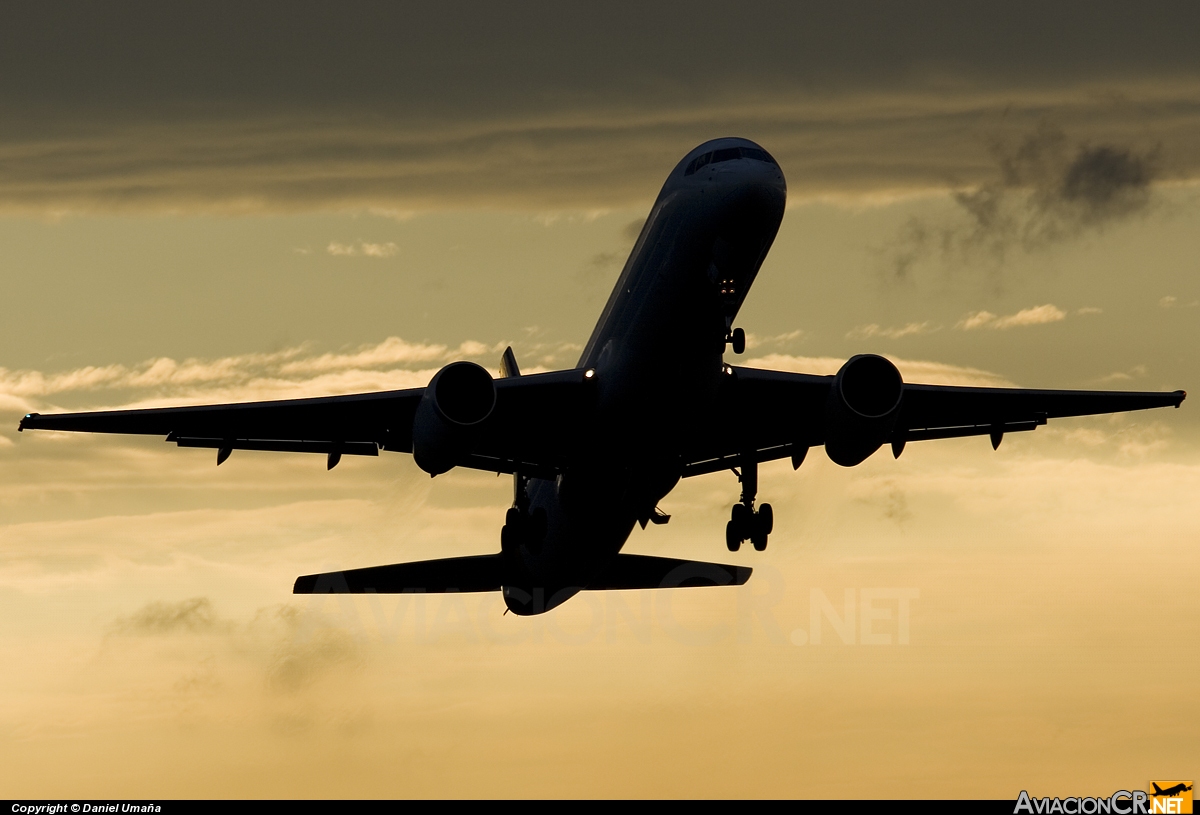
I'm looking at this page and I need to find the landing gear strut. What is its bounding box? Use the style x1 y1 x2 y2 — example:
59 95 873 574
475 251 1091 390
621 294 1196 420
725 457 772 552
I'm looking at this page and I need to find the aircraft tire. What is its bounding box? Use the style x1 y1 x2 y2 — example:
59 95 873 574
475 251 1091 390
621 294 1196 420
731 327 746 355
725 521 742 552
751 531 768 552
758 503 773 535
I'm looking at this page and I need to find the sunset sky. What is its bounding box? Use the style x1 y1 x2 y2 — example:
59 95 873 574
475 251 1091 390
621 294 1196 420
1 2 1197 798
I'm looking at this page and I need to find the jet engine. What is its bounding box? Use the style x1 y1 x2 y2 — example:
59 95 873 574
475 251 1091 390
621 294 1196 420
824 354 904 467
412 361 497 476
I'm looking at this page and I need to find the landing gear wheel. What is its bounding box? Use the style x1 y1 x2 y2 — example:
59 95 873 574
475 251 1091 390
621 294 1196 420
758 503 773 535
730 327 746 355
725 520 742 552
751 525 769 552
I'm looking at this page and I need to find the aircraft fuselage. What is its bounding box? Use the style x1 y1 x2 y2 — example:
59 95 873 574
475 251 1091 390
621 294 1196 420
503 138 787 614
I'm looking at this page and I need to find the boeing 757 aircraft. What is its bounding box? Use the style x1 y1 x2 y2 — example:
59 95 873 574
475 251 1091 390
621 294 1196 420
18 138 1186 615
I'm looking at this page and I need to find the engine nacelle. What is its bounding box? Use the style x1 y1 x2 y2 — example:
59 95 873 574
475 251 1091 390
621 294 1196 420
412 361 497 476
824 354 904 467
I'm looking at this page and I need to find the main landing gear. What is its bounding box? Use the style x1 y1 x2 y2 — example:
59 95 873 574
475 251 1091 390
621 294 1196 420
502 505 547 554
501 473 547 555
725 457 772 552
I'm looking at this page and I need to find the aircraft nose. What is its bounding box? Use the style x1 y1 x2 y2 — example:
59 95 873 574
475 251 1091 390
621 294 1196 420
718 163 787 215
712 157 786 198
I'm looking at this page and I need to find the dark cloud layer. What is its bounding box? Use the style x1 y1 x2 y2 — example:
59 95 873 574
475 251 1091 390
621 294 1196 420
1 2 1199 210
5 2 1198 115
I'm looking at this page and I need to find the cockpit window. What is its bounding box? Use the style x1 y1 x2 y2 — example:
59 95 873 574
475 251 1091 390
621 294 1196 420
684 146 777 176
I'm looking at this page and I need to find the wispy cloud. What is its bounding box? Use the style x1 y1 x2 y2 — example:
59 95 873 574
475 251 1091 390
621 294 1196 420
113 597 233 636
107 597 362 694
1096 364 1149 383
326 241 398 257
0 337 516 417
1159 295 1199 309
886 123 1162 280
741 329 809 352
745 353 1014 387
957 304 1066 331
279 338 482 376
847 322 936 340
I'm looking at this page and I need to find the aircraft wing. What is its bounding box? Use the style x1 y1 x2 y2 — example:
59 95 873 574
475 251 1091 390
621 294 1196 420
680 366 1186 476
18 368 588 474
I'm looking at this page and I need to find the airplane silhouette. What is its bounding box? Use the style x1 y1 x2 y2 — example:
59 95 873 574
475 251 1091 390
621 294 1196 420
18 137 1187 615
1152 783 1193 797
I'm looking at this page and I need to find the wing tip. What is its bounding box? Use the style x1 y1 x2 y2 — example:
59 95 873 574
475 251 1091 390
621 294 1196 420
1174 390 1187 408
17 412 39 432
293 574 319 594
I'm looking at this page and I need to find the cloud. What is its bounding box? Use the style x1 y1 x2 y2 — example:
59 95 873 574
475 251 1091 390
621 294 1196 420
113 597 232 635
4 90 1197 215
744 353 1014 387
279 338 458 375
886 124 1163 279
326 241 398 257
957 304 1066 330
1 3 1199 213
581 217 645 283
1159 295 1200 308
107 598 363 693
743 329 808 351
0 337 511 416
847 322 936 340
266 623 361 693
1096 364 1149 383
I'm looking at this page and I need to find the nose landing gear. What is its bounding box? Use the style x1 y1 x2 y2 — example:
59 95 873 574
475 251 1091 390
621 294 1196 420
725 327 746 355
725 457 772 552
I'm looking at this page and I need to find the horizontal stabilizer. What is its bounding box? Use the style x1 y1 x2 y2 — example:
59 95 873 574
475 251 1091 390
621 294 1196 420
587 554 751 590
294 554 504 594
293 553 750 594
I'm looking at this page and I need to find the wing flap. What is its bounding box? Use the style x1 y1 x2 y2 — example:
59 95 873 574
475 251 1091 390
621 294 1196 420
172 436 380 456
